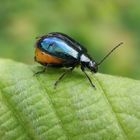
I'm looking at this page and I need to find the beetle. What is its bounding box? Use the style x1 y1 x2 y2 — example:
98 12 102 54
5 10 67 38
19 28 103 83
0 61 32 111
34 32 123 88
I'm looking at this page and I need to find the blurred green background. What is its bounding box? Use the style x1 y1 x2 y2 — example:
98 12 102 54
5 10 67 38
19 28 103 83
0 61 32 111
0 0 140 79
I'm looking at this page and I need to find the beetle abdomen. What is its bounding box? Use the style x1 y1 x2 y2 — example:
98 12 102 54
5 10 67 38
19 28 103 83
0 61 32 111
35 47 64 64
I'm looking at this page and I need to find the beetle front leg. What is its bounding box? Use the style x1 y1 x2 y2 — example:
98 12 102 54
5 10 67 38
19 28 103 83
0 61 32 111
81 66 96 89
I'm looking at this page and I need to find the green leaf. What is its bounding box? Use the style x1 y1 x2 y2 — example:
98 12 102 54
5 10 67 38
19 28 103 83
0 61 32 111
0 59 140 140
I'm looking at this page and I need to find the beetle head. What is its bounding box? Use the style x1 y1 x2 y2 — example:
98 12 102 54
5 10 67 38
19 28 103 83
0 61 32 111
88 61 98 73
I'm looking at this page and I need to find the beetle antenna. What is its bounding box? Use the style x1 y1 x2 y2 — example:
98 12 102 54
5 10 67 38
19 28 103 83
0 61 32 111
97 42 123 66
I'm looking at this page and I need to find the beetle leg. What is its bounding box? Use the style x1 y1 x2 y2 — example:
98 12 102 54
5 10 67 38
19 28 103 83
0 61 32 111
54 67 75 88
34 65 48 76
81 66 96 89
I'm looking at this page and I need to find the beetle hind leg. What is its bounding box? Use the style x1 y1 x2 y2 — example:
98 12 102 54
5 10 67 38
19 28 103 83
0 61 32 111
34 65 48 76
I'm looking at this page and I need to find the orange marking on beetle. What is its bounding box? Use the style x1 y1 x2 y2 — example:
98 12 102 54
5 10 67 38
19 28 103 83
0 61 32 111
35 47 64 64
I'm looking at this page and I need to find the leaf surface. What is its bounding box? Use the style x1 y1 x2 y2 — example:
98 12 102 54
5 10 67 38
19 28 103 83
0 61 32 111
0 59 140 140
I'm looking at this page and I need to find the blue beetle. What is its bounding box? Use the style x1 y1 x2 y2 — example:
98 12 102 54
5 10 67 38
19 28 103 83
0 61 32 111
35 32 123 88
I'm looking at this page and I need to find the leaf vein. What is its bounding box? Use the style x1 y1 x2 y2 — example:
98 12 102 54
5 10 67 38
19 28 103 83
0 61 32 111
94 76 129 140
